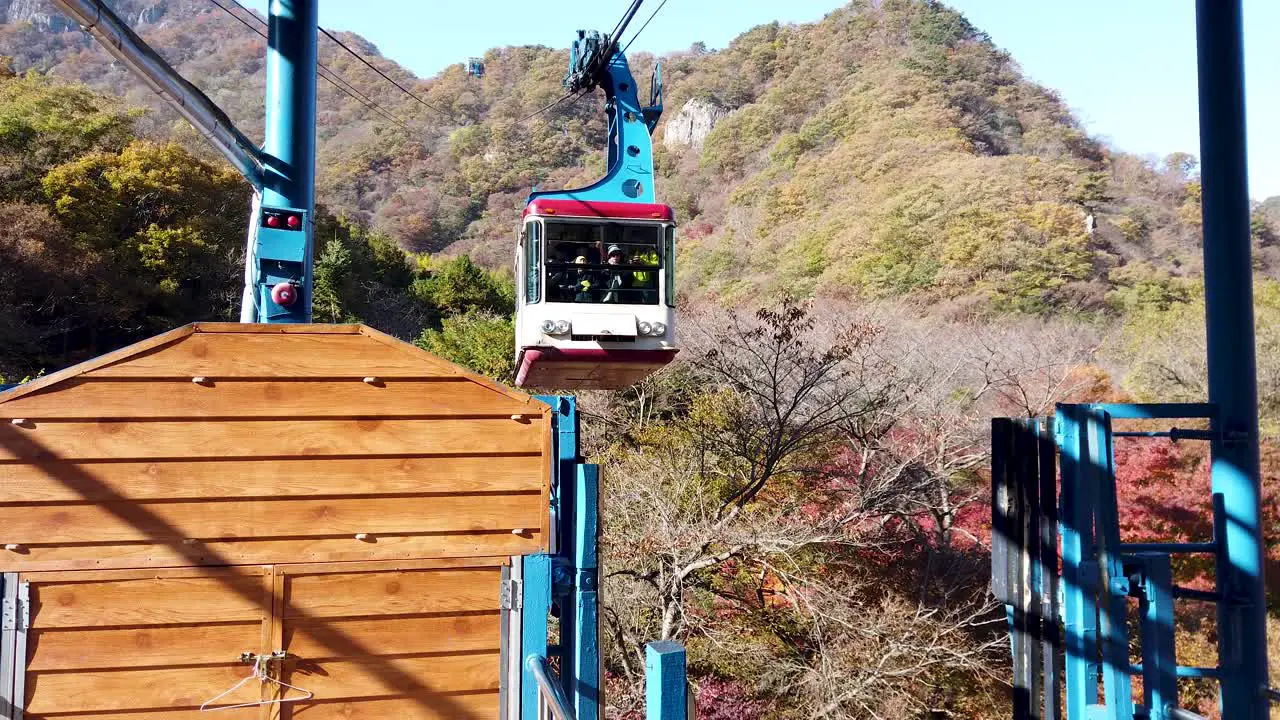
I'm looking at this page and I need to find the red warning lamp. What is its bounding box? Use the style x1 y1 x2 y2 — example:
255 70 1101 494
270 281 298 307
262 209 303 231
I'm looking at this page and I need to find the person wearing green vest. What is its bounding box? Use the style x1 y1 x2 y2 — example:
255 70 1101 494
630 246 659 304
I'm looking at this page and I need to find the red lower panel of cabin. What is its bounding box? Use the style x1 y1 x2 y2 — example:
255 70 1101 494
516 347 678 390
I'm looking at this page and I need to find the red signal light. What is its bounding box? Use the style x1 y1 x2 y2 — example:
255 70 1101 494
271 282 298 307
265 214 280 228
286 214 301 229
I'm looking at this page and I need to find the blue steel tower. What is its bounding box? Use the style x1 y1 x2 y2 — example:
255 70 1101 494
241 0 319 323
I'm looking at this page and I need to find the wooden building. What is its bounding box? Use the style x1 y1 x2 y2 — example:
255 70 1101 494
0 323 552 718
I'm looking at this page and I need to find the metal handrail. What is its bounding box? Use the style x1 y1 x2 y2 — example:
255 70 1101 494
526 654 576 720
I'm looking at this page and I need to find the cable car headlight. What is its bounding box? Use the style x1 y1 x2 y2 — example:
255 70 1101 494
541 319 570 335
635 321 666 337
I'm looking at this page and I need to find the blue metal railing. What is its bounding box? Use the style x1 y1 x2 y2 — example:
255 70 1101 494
993 402 1252 720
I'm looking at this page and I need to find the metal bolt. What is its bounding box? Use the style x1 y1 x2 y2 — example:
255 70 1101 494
192 377 209 385
3 544 20 552
362 377 380 385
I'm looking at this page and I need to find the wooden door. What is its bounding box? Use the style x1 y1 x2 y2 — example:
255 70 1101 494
274 558 505 719
21 566 272 719
12 559 508 719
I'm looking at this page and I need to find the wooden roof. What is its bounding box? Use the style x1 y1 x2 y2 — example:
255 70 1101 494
0 323 552 571
0 322 542 410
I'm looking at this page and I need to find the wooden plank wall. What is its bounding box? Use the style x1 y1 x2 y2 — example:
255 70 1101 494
19 559 504 719
23 567 271 719
0 327 552 571
277 560 503 720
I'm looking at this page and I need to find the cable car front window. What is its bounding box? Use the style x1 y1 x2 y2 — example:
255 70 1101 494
544 220 662 304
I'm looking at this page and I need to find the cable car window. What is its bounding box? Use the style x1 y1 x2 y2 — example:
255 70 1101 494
543 221 662 304
664 226 676 307
525 222 541 304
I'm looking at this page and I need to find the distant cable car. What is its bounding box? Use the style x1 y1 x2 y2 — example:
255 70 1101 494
515 198 677 389
467 58 485 77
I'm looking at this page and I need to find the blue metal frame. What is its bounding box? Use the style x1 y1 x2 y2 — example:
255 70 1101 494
243 0 318 323
1193 3 1268 716
521 395 685 720
520 396 608 720
1000 3 1271 713
1004 403 1244 720
1134 554 1177 719
1056 406 1099 715
528 31 663 206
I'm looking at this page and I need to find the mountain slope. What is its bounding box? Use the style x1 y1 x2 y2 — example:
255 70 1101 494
1 0 1270 314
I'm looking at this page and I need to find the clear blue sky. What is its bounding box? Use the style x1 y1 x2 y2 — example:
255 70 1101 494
242 1 1279 199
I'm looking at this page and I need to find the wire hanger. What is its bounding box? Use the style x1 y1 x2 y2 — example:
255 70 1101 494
200 652 314 712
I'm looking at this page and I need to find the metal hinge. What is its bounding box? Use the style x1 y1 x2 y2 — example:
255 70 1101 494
501 578 522 611
2 583 28 632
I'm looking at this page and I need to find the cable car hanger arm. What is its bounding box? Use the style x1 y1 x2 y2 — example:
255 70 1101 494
530 27 663 207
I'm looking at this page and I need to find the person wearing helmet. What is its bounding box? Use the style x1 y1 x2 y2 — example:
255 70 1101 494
603 244 626 303
573 254 594 302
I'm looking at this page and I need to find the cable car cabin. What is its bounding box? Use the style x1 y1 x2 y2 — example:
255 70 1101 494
515 198 677 390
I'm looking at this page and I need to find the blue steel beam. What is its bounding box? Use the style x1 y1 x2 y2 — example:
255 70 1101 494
645 641 687 720
243 0 318 323
1082 404 1216 421
528 396 601 720
1088 408 1134 720
1193 1 1268 717
572 463 601 720
522 553 553 720
1056 406 1100 713
1135 554 1178 720
262 0 318 221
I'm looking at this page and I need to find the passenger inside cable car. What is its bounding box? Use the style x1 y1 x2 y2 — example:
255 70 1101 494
544 222 661 304
514 199 677 390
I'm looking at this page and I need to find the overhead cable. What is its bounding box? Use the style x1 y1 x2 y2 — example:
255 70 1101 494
223 0 408 129
208 0 411 130
607 0 645 55
317 27 453 119
517 89 586 124
621 0 670 55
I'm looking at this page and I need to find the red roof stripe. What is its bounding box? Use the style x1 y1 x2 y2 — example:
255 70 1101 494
524 198 675 222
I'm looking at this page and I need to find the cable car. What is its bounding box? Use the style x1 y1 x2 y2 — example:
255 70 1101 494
515 198 676 389
513 30 674 390
467 58 485 77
